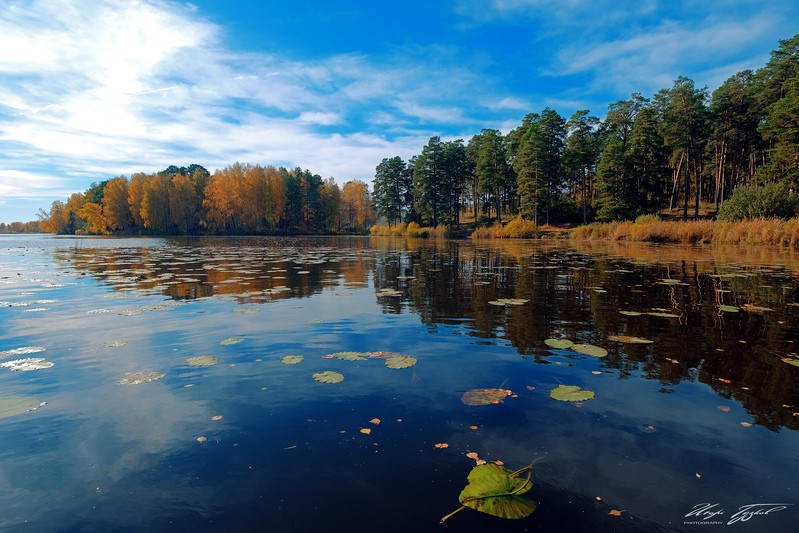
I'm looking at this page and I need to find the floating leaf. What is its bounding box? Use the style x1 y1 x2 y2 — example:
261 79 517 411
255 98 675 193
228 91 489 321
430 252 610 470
619 310 642 316
281 355 304 365
717 305 740 313
0 358 54 371
196 436 207 443
118 371 165 385
441 463 536 523
369 418 381 425
220 337 245 345
572 344 608 358
313 371 344 384
384 355 417 369
608 509 623 517
488 298 529 307
435 442 449 449
211 415 223 421
326 351 368 361
549 385 595 402
185 355 219 367
742 304 773 313
376 288 403 297
0 346 46 358
782 358 799 367
544 338 574 349
461 388 513 406
647 312 680 318
607 335 654 344
359 427 371 435
0 396 45 420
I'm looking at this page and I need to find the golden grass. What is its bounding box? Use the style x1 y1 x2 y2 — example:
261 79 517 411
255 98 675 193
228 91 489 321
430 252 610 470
369 222 451 238
570 217 799 247
471 216 539 239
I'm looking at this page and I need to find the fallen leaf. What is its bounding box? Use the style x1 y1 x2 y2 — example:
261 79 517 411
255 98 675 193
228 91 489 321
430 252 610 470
526 385 535 390
494 460 504 466
740 422 752 427
717 406 731 412
434 443 449 449
591 371 602 375
211 415 223 421
359 428 372 435
475 459 487 465
469 425 479 430
283 445 297 450
608 510 623 517
718 378 732 384
196 436 207 443
370 418 381 425
595 496 602 501
695 473 701 479
466 452 480 460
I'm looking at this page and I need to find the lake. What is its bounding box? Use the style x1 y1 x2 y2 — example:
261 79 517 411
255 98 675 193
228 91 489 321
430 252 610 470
1 234 798 532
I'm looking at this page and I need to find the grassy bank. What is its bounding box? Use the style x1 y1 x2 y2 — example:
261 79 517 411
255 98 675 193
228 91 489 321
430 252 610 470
369 222 451 238
569 216 799 246
470 216 539 239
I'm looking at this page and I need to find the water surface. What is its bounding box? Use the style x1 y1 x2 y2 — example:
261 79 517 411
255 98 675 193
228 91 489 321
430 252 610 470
1 235 798 532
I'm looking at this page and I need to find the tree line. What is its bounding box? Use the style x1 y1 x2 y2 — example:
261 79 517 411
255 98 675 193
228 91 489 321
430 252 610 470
372 34 799 226
39 163 374 235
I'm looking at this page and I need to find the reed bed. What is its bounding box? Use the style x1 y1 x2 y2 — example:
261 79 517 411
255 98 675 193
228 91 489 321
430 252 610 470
470 216 539 239
569 217 799 247
369 222 451 238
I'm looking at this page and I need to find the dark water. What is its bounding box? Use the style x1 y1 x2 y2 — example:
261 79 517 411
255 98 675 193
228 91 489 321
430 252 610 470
1 234 798 532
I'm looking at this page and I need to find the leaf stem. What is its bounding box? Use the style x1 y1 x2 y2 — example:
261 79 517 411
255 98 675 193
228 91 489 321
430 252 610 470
439 505 467 524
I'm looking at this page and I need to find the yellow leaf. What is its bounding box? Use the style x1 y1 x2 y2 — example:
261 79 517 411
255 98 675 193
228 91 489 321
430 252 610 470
434 443 449 449
359 428 371 435
469 425 478 430
717 406 731 412
211 415 223 421
370 418 381 425
740 422 752 427
609 509 623 517
196 436 207 443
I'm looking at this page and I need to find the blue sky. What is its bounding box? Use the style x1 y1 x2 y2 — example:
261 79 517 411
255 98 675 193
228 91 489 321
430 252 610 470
1 0 797 223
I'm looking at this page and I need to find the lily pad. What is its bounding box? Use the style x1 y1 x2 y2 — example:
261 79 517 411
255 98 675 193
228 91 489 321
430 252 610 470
118 371 165 385
0 396 45 420
619 310 642 316
461 388 513 406
647 312 681 318
544 338 574 350
0 358 54 371
441 463 536 522
281 355 304 365
384 355 417 369
326 351 368 361
488 298 529 307
572 344 608 358
550 384 595 402
220 337 245 345
312 371 344 384
607 335 654 344
185 356 219 367
717 305 740 313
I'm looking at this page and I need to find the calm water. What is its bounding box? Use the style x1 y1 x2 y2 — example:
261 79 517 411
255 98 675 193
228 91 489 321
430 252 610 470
1 234 798 532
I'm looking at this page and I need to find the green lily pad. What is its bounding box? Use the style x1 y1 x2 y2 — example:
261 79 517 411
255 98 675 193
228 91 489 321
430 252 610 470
118 371 165 385
572 344 608 358
607 335 654 344
0 396 45 420
619 310 642 316
281 355 304 365
647 312 681 318
718 305 740 313
544 338 574 349
185 356 219 367
384 355 417 369
327 351 369 361
445 463 536 521
549 384 595 402
220 337 245 345
461 388 513 406
313 370 344 384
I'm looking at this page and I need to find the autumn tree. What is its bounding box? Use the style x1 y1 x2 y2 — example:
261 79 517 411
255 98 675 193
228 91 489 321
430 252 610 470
102 177 133 232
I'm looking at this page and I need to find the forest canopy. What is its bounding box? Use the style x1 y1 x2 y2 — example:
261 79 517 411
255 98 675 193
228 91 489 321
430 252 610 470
35 33 799 235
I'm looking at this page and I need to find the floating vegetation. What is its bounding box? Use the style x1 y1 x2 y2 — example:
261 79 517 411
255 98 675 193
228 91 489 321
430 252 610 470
0 396 46 420
86 308 111 315
104 340 128 347
280 355 304 365
325 351 369 361
488 298 529 307
1 358 54 371
440 463 536 523
335 291 353 297
185 356 219 367
572 344 608 358
312 371 344 384
461 388 513 406
607 335 654 344
384 355 417 369
118 371 165 385
220 337 245 345
544 338 574 350
782 354 799 367
233 308 259 315
0 346 46 358
619 310 642 316
550 384 595 402
375 288 403 297
717 305 740 313
742 304 773 313
647 311 681 318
